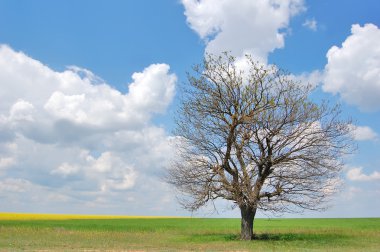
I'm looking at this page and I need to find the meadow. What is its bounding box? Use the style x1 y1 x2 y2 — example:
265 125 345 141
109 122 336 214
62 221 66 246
0 213 379 251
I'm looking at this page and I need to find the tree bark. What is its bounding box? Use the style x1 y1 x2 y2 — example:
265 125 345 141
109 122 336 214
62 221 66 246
240 205 257 240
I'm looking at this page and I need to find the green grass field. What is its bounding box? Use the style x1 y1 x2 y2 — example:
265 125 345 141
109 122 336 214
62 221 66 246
0 214 379 251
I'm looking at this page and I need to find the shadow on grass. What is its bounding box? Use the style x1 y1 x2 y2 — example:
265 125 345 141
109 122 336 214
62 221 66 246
253 232 348 241
253 233 303 241
187 233 240 242
188 232 348 242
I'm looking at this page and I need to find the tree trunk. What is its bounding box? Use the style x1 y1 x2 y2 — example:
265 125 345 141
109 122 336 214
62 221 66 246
240 205 257 240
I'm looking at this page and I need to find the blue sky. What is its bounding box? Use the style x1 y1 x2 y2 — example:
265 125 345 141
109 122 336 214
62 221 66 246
0 0 379 217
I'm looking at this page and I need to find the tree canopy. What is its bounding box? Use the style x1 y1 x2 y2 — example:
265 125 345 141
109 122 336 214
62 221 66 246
167 53 353 240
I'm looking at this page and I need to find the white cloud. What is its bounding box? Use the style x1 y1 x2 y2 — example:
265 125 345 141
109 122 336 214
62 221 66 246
0 143 17 174
103 172 137 191
0 45 176 135
0 157 15 170
86 151 138 192
348 124 378 141
66 65 106 85
303 18 317 31
347 167 380 181
51 163 80 177
91 152 114 173
323 23 380 111
290 70 323 88
182 0 305 63
0 178 34 193
0 44 180 215
9 100 35 122
128 64 177 114
342 186 362 200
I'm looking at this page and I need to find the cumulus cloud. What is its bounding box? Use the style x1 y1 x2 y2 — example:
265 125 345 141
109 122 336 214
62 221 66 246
0 142 17 175
347 167 380 181
0 45 176 133
290 70 323 88
51 163 80 177
0 157 15 168
0 44 180 215
128 64 176 114
0 178 35 193
323 24 380 111
182 0 305 63
348 124 378 141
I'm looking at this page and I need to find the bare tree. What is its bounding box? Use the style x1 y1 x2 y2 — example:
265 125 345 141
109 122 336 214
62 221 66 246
167 53 353 240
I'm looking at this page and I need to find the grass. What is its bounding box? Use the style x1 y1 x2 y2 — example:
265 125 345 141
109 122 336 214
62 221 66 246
0 212 180 220
0 213 379 251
